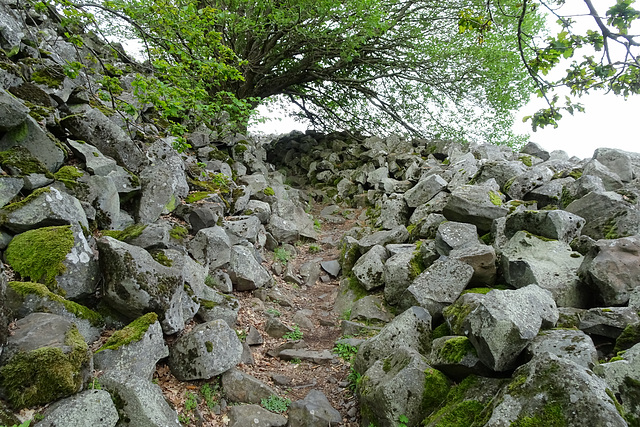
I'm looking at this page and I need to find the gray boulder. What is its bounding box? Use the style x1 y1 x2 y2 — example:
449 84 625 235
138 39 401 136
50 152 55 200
100 370 181 427
504 209 585 243
187 226 232 270
358 226 409 252
597 343 640 424
486 353 626 427
382 250 415 306
451 285 559 371
354 306 432 374
94 319 168 381
476 160 528 189
578 235 640 305
565 191 640 239
0 88 28 130
376 194 409 230
0 116 64 172
578 307 640 339
2 186 89 233
227 404 287 427
500 231 586 307
505 165 554 200
222 368 278 404
520 141 550 161
403 174 447 208
428 336 490 381
583 159 623 190
352 244 389 291
435 221 479 255
443 184 509 232
401 258 474 317
359 347 436 427
449 244 497 286
560 174 606 208
525 329 597 368
97 236 186 334
36 389 118 427
267 214 299 243
228 245 272 291
168 319 243 380
350 294 393 323
287 390 341 427
224 215 262 244
593 147 635 182
0 177 22 207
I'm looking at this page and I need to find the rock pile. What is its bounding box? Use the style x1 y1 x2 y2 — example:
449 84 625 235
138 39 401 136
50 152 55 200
0 0 638 426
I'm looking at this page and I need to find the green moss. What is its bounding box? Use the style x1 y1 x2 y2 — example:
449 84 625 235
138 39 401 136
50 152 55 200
54 165 84 189
523 231 556 242
169 225 188 240
461 287 493 295
0 146 53 178
614 322 640 354
511 403 567 427
347 274 368 301
102 224 147 241
518 155 533 167
409 248 427 280
263 187 275 196
199 299 218 310
431 323 451 340
439 336 476 363
560 188 577 208
31 67 65 88
503 177 516 193
382 357 392 373
8 281 103 326
479 233 492 245
185 191 214 203
443 301 474 335
233 143 248 155
488 190 502 206
0 325 89 408
96 312 158 353
421 367 451 414
5 225 75 294
3 187 51 213
151 251 173 267
205 341 214 353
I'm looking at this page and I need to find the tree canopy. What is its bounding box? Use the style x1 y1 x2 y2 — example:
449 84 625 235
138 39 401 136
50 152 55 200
40 0 640 145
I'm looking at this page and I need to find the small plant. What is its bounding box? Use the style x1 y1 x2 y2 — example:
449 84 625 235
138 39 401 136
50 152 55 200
398 414 409 427
274 247 291 264
308 244 321 253
333 342 358 363
0 422 31 427
204 274 216 288
236 329 247 341
179 391 198 424
201 383 220 410
266 308 281 317
347 367 362 394
261 395 291 413
290 358 302 365
88 377 102 390
313 218 322 231
282 324 303 341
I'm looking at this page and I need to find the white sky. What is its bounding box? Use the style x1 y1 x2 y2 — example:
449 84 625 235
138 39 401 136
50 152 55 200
250 1 640 160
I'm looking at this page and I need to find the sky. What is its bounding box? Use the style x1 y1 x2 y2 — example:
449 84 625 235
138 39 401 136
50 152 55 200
249 1 640 160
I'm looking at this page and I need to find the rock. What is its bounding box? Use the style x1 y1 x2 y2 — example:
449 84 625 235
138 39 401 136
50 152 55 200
0 88 28 130
449 244 497 286
299 259 322 287
520 141 550 161
401 258 474 317
0 313 92 408
578 235 640 305
228 245 272 291
94 317 168 381
320 259 341 277
354 306 432 374
0 116 64 172
504 209 585 243
487 353 626 427
63 104 145 171
352 244 389 291
188 226 232 270
0 177 23 208
97 236 186 334
267 214 299 243
357 226 409 252
4 281 102 343
434 221 479 255
360 347 440 427
36 389 119 427
403 174 447 208
500 231 587 307
505 165 554 200
2 186 89 233
4 224 98 300
443 184 509 232
222 368 279 404
350 295 393 323
100 370 181 427
224 215 262 244
597 343 640 424
593 147 635 182
428 336 490 381
168 319 243 380
565 191 640 239
227 404 287 427
559 174 606 208
583 159 623 190
246 199 272 224
277 349 335 364
447 285 559 371
376 194 409 229
525 329 597 368
578 307 640 339
287 390 342 427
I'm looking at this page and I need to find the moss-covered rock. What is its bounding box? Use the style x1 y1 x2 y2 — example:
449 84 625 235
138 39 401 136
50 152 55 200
5 225 75 294
96 312 158 353
101 223 147 241
0 146 53 177
53 165 84 189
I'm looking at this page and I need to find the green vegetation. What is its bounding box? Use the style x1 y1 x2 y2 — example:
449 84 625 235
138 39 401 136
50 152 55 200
260 395 291 413
313 219 322 231
53 165 84 189
3 187 51 213
614 322 640 354
488 190 503 206
0 325 89 408
102 224 147 241
511 404 566 427
263 187 275 196
5 225 75 294
0 421 31 427
333 342 358 363
169 225 188 240
273 247 292 265
179 391 199 424
265 308 281 317
283 324 303 341
308 244 321 254
185 191 214 203
201 382 221 410
151 250 173 267
518 155 533 167
439 336 476 363
421 368 451 414
96 312 158 352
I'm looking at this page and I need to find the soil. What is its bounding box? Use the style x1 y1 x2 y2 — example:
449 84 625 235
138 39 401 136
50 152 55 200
154 202 367 426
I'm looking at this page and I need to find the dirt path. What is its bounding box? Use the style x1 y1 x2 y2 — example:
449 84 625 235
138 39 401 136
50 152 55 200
156 203 364 426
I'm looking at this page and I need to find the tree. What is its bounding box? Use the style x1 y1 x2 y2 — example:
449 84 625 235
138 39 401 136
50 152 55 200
56 0 543 146
481 0 640 131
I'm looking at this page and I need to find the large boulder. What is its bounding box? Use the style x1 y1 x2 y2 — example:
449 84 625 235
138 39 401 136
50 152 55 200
0 116 64 172
168 319 243 380
287 390 342 427
35 389 119 427
565 191 640 239
187 226 232 270
598 343 640 424
352 244 389 291
442 184 509 232
504 209 585 243
403 174 447 208
228 245 272 291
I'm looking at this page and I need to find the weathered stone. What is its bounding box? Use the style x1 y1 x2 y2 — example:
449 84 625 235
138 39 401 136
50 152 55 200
428 336 491 381
0 116 64 172
443 184 509 232
376 194 409 230
583 159 623 191
504 209 585 243
267 214 299 244
505 165 554 200
449 244 497 286
287 390 342 427
227 404 287 427
578 307 640 339
520 141 550 161
0 88 28 130
525 329 597 368
358 226 409 252
350 295 393 323
228 245 272 291
593 147 635 182
277 349 334 364
435 221 479 255
404 174 447 208
597 343 640 424
187 226 232 270
36 389 119 427
222 368 278 404
168 320 243 380
352 244 389 291
565 191 640 240
0 177 22 208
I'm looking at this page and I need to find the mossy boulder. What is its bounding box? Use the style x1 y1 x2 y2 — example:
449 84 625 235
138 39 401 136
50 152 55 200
0 313 92 409
0 116 64 172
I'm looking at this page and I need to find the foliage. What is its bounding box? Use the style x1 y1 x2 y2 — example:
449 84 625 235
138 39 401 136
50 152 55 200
282 324 303 341
398 414 409 427
260 395 291 413
333 342 358 363
347 367 363 394
313 219 322 232
0 422 30 427
308 244 321 254
265 307 281 317
201 382 220 409
273 247 292 265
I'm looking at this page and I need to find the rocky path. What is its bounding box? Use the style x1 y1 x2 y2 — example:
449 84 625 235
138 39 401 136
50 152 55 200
155 203 364 426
